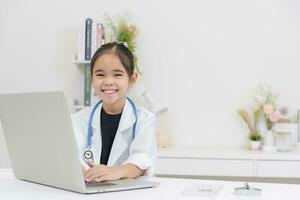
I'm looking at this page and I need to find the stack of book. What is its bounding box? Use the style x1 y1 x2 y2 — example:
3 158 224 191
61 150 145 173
76 18 105 107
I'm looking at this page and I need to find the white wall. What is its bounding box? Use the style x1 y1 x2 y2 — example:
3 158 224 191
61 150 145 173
1 0 300 167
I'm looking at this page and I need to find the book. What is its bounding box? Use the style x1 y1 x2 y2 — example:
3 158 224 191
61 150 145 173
91 22 105 56
83 18 93 106
85 18 93 60
96 23 105 49
91 21 97 57
77 18 105 107
84 63 91 106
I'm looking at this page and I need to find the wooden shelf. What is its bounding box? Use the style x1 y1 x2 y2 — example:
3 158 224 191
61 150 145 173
73 60 90 64
72 105 86 110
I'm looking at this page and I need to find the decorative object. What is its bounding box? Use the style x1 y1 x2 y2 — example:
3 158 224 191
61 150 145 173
262 130 275 151
273 122 297 151
249 132 262 150
254 84 288 151
250 141 261 150
238 108 262 150
275 131 292 152
143 90 168 115
105 12 140 73
255 84 287 130
142 90 169 148
156 130 170 149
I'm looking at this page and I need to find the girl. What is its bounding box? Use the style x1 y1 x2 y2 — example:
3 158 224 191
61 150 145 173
71 42 157 183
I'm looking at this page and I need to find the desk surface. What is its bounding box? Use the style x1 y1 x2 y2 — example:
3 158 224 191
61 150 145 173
1 168 300 200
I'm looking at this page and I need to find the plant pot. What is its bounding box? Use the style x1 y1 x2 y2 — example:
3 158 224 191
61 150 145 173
250 140 261 150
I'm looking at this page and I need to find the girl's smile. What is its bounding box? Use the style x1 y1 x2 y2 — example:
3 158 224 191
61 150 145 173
101 89 118 94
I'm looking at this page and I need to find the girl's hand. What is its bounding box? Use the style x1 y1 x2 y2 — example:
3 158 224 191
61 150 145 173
81 165 87 174
84 160 123 182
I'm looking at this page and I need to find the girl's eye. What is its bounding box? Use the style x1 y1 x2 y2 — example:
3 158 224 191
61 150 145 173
96 74 104 77
115 74 123 77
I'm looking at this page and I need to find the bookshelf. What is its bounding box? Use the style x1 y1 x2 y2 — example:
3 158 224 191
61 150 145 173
73 60 92 111
73 17 105 111
73 60 90 64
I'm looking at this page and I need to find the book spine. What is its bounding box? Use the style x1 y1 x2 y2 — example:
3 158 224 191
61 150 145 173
84 63 91 106
91 21 97 57
96 23 104 48
83 18 93 106
85 18 93 60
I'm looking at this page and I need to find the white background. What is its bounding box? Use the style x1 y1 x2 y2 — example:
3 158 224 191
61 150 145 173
0 0 300 167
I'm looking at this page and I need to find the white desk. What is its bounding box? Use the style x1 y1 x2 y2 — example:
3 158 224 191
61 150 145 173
1 168 300 200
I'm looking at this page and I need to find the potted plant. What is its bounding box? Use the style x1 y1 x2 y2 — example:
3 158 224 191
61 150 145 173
105 12 140 73
248 131 262 150
238 108 262 150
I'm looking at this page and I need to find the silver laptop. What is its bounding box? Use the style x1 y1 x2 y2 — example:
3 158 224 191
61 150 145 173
0 91 159 193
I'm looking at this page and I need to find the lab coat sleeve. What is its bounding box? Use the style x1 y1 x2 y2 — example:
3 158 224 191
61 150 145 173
123 111 157 177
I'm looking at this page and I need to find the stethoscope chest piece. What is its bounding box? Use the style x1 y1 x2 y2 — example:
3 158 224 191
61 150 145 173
234 182 262 196
83 148 94 161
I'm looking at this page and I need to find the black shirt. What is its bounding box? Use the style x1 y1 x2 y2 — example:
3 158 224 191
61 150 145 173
100 108 122 165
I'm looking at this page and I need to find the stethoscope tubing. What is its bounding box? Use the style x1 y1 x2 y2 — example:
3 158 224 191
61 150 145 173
83 97 137 161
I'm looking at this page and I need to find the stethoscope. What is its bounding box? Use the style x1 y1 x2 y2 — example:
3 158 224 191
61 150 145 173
83 97 137 163
234 182 262 196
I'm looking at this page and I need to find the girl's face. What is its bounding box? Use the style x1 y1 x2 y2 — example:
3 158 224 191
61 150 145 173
92 53 137 113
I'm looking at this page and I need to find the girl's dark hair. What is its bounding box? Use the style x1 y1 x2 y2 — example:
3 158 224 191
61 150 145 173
90 42 135 77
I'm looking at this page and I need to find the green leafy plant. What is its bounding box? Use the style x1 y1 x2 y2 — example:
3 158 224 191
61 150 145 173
105 12 140 73
248 131 262 141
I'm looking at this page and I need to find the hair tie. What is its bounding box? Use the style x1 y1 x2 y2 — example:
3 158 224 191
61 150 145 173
116 41 128 48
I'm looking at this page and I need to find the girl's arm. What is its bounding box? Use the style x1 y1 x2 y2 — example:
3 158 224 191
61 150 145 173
83 162 145 182
119 163 145 178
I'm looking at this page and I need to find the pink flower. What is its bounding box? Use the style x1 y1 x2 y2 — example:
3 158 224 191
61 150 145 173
269 111 280 122
263 104 273 114
279 106 288 116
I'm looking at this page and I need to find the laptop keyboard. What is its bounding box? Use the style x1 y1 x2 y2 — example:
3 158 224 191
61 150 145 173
86 181 117 188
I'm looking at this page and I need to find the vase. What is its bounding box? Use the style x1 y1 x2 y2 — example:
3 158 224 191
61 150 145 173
250 141 261 150
262 130 276 152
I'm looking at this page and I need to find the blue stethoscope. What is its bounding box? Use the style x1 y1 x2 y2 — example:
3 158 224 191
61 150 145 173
83 97 138 162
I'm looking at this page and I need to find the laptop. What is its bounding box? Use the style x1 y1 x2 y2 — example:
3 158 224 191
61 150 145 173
0 91 159 193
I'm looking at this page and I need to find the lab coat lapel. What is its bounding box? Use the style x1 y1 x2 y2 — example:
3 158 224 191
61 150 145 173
107 99 135 166
83 103 102 165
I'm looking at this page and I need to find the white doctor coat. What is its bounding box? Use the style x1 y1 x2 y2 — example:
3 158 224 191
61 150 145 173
71 99 157 176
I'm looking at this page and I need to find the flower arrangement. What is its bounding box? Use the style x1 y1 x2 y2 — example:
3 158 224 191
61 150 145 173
105 12 140 73
254 84 288 130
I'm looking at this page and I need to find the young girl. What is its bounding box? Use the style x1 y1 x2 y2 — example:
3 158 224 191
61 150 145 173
71 42 157 183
